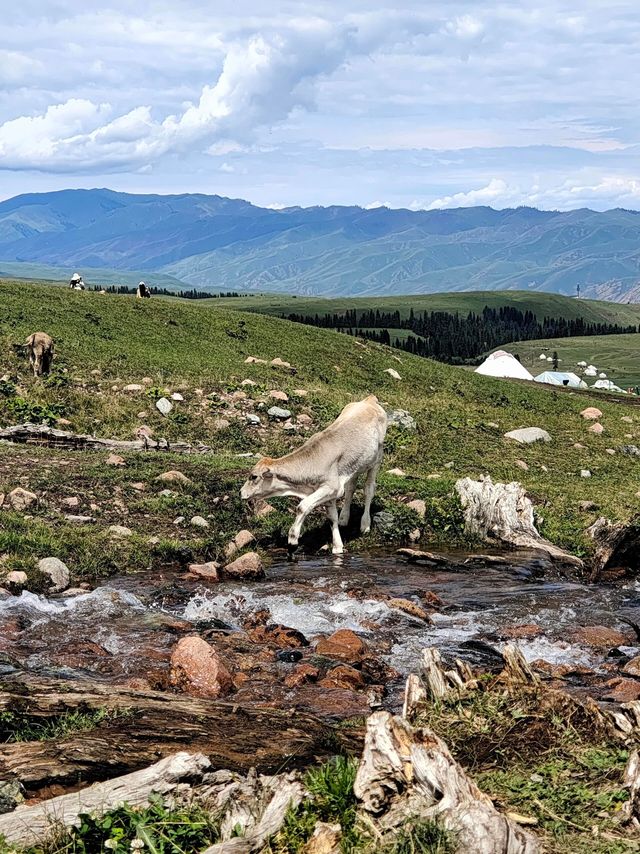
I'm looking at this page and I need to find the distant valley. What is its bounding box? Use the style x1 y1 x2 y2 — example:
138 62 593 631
2 188 640 300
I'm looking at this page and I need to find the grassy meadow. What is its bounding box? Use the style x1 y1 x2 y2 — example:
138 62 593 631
0 278 639 585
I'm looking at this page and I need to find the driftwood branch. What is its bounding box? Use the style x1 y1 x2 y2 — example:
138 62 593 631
0 751 210 847
0 423 211 454
353 711 539 853
455 475 583 567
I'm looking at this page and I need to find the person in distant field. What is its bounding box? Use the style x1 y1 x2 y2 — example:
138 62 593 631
136 281 151 299
69 273 85 290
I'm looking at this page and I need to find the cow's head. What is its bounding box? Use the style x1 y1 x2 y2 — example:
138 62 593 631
240 458 297 502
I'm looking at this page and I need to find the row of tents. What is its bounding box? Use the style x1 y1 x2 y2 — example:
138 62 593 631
475 350 626 393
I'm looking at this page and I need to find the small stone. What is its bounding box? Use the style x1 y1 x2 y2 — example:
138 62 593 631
0 779 24 814
571 625 629 648
170 636 234 699
605 448 616 455
254 499 275 517
408 528 421 542
56 418 72 427
213 418 231 430
384 368 402 380
245 414 261 425
137 425 153 439
315 629 368 664
188 562 220 582
137 411 148 419
142 377 153 384
5 571 28 587
170 392 184 401
269 390 289 402
319 665 365 691
387 598 431 621
223 552 265 580
65 514 95 524
190 515 210 529
271 357 291 369
620 446 640 457
156 470 191 485
62 496 80 508
173 516 185 525
623 656 640 677
37 557 70 592
387 467 405 477
580 469 591 478
90 369 101 376
373 510 395 534
504 427 551 444
581 407 602 420
579 500 598 511
268 406 291 420
296 413 313 426
7 488 37 512
245 356 268 364
224 529 256 558
407 499 426 519
622 416 633 424
284 663 320 688
156 397 173 416
386 409 416 430
105 453 125 466
302 821 342 854
131 482 146 491
573 442 586 449
515 460 529 471
241 379 257 387
123 383 143 393
108 525 133 538
588 422 604 434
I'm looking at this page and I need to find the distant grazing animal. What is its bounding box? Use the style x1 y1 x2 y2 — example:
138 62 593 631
137 281 151 299
240 395 387 555
25 332 54 377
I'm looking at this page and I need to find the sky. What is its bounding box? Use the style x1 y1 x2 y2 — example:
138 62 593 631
1 0 640 211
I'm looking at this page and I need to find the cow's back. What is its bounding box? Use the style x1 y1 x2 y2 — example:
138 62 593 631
322 396 387 473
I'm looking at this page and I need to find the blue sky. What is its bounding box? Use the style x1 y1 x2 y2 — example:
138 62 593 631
1 0 639 210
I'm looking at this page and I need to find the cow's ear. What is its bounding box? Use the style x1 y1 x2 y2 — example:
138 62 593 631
262 467 273 478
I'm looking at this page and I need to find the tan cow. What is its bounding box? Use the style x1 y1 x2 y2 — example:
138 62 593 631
240 395 387 555
25 332 54 377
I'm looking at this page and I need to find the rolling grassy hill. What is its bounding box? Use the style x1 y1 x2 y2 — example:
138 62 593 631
4 189 640 299
0 278 639 576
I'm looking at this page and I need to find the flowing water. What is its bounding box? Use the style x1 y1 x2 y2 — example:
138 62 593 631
2 549 639 715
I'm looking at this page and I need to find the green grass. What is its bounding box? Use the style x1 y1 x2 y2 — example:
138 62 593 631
1 278 640 581
0 709 127 743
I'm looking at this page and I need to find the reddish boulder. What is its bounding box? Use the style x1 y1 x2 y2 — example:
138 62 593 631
315 629 368 664
319 665 366 691
571 625 630 648
248 623 309 648
284 663 320 688
501 623 542 640
170 636 234 699
222 552 265 580
603 677 640 703
623 656 640 677
187 561 220 582
387 598 431 622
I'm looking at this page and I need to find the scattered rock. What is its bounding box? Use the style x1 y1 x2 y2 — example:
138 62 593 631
622 416 634 424
581 407 602 420
372 511 395 535
0 779 24 814
173 516 185 525
7 488 37 512
187 562 220 582
579 500 599 512
605 448 616 455
169 636 234 699
384 368 402 380
387 598 431 621
620 445 640 457
573 442 586 450
504 427 551 444
580 470 592 478
515 460 529 471
223 551 265 580
406 499 426 519
248 624 309 648
136 425 153 439
65 514 95 524
319 665 365 691
623 656 640 677
131 482 146 491
271 357 291 368
5 571 28 588
225 529 256 558
284 663 320 688
571 625 630 648
105 453 125 467
387 467 406 477
315 629 368 664
588 422 604 435
108 525 133 538
254 499 275 517
156 470 191 485
408 528 421 543
603 677 640 703
269 390 289 402
245 414 261 425
296 413 313 426
245 356 267 364
241 379 257 387
61 496 80 508
386 409 416 430
268 406 292 420
501 623 542 640
37 557 70 592
155 397 173 416
277 649 303 663
190 515 210 529
123 383 143 393
171 392 184 401
303 822 342 854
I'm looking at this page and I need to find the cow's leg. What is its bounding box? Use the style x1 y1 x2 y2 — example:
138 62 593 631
338 474 358 526
288 483 339 556
361 462 381 534
326 501 344 555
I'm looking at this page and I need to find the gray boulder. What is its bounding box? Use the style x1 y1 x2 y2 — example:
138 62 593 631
387 409 417 430
373 511 395 535
155 397 173 416
504 427 551 444
38 557 70 592
268 406 292 420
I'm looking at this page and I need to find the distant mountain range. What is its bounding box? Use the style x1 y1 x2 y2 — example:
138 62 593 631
2 188 640 301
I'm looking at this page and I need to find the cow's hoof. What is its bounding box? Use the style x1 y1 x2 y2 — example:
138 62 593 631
287 544 298 561
360 526 371 535
332 547 345 555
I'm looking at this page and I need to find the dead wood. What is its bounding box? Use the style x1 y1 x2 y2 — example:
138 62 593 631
419 647 477 703
0 751 210 847
587 515 640 581
353 711 540 854
0 423 210 454
0 675 361 793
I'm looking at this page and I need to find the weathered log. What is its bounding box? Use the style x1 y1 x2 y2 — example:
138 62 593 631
402 673 427 720
0 751 210 847
455 475 583 567
623 749 640 826
395 548 449 565
586 515 640 581
353 711 539 854
0 675 361 793
0 423 210 454
419 647 477 702
500 643 540 686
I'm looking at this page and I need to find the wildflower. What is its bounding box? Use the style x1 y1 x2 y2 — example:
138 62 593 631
130 840 145 850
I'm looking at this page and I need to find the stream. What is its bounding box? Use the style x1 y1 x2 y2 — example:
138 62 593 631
1 549 639 717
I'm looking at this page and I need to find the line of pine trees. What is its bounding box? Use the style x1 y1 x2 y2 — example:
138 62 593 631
279 306 638 364
91 285 242 299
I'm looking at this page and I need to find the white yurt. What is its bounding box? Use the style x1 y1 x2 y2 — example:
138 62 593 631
577 360 588 368
475 351 534 380
539 353 548 360
592 379 624 392
599 372 607 379
534 371 587 388
584 366 597 377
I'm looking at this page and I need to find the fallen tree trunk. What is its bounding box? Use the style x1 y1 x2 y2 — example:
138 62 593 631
354 711 539 854
0 751 211 847
0 675 361 793
455 475 583 568
586 515 640 581
0 423 210 454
